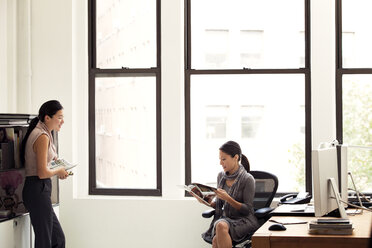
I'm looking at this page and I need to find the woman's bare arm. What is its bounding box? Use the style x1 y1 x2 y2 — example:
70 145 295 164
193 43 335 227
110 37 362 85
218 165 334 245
34 134 68 179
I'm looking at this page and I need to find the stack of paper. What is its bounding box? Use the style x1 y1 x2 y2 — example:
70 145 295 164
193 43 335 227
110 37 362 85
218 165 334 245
308 218 353 235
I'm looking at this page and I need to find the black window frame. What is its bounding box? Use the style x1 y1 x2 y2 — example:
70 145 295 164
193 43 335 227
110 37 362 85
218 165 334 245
184 0 312 196
335 0 372 194
88 0 162 196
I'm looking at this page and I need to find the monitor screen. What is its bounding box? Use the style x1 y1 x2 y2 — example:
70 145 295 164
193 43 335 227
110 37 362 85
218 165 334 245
312 145 348 218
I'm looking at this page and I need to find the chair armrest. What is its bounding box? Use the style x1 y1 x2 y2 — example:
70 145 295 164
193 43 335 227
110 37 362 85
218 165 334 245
202 209 216 218
203 207 274 219
254 207 274 219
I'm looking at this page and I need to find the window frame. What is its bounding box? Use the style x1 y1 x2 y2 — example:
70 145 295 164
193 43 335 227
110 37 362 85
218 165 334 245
335 0 372 194
184 0 312 195
88 0 162 196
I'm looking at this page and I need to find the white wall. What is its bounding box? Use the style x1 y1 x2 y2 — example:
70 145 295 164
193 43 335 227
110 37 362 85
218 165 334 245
0 0 17 112
0 0 32 113
17 0 32 114
0 0 8 110
25 0 337 247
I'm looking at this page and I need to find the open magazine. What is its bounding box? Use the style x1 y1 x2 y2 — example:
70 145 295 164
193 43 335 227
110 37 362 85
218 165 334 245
49 158 77 171
181 183 217 206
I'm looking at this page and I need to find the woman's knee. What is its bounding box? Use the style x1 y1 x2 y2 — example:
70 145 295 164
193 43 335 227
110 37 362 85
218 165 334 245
215 221 229 234
212 236 218 248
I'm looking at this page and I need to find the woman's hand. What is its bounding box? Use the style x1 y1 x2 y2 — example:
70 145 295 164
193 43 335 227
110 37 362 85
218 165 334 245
57 167 69 180
215 188 243 210
189 191 216 207
215 188 231 202
189 191 205 204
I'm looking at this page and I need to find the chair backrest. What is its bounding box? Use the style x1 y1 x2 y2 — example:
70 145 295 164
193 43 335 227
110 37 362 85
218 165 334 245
250 170 278 209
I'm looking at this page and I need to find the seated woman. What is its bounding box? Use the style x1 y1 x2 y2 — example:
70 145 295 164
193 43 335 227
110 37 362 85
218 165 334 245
201 140 259 248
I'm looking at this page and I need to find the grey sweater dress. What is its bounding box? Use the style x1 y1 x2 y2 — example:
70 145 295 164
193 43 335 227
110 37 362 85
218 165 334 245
202 169 259 243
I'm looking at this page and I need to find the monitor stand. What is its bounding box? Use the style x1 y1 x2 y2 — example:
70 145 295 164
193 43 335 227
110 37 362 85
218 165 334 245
348 172 364 211
329 178 348 219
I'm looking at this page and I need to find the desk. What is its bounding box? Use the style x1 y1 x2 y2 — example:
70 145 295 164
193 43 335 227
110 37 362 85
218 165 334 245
252 211 371 248
271 204 315 216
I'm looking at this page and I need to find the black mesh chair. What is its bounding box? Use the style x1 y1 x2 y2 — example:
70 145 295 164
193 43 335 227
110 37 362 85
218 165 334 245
202 170 279 248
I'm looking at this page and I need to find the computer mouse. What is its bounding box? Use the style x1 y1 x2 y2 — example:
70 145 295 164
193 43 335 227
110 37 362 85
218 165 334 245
268 223 287 231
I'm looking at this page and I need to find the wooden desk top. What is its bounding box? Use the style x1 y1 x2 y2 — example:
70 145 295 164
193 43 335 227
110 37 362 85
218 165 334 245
252 211 371 248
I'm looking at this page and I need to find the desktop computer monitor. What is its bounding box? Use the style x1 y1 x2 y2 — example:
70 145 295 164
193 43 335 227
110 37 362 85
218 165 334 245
338 145 348 208
312 145 348 218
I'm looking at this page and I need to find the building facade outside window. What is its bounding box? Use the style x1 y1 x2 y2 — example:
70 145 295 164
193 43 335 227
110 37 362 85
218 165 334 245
185 0 311 193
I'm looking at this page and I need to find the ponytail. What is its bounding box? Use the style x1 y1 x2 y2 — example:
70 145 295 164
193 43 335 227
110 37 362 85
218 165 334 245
20 117 39 165
20 100 63 166
241 154 250 172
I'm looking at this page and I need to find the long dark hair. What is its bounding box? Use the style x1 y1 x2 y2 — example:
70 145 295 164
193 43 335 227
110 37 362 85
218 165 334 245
219 140 250 172
20 100 63 165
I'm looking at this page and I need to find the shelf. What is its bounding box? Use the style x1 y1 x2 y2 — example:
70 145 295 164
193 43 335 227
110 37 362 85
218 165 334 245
0 123 29 127
0 114 35 120
0 113 60 225
0 114 36 126
0 168 25 173
0 212 28 223
0 203 60 223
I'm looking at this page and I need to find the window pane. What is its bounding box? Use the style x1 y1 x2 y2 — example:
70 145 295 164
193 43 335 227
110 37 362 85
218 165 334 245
343 75 372 147
191 0 305 69
96 0 156 69
95 77 157 189
342 75 372 192
342 0 372 68
190 74 305 192
347 147 372 193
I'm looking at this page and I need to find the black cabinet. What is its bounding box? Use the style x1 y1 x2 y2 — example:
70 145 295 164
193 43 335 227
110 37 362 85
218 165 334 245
0 114 59 222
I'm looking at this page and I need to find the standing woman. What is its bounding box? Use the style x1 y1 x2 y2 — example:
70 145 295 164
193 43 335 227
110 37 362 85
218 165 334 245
21 100 68 248
201 141 259 248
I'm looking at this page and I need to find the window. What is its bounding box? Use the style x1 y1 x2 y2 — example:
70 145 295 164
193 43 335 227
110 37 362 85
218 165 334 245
337 1 372 193
96 0 157 69
89 0 161 195
185 0 310 193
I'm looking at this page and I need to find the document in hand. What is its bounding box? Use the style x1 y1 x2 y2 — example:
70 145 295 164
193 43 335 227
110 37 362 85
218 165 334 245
182 183 216 206
50 158 77 171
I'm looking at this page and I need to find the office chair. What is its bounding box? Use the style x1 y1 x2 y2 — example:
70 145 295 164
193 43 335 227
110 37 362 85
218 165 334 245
202 170 278 248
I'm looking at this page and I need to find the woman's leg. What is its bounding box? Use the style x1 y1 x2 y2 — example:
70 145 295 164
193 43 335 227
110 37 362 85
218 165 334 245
23 178 53 248
29 204 53 248
51 210 65 248
215 221 232 248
